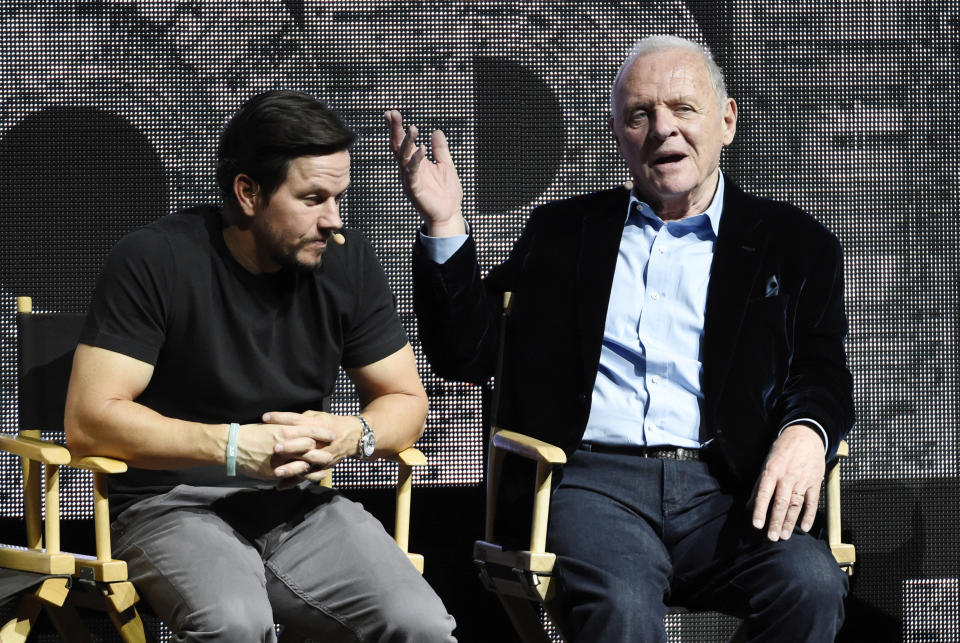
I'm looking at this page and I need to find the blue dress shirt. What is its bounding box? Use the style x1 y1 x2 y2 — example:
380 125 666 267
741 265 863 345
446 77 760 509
420 173 827 451
581 177 724 447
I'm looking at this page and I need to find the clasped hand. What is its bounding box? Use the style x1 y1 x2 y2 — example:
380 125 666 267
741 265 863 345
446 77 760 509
235 410 361 487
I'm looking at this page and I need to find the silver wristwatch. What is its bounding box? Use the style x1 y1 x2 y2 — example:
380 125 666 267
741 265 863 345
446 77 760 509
356 416 375 460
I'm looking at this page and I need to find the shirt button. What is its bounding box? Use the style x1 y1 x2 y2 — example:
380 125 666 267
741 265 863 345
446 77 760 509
649 423 657 432
650 375 660 384
658 246 666 254
650 292 660 301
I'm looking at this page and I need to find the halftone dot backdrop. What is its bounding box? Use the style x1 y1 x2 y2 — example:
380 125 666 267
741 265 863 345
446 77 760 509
0 2 957 639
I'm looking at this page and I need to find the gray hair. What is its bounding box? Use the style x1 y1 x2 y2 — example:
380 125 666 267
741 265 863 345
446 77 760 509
610 35 728 115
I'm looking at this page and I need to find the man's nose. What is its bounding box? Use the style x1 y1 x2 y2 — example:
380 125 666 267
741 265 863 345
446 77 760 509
317 200 343 231
649 109 678 140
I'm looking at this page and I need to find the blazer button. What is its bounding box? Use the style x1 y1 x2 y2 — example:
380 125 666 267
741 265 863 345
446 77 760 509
577 392 588 405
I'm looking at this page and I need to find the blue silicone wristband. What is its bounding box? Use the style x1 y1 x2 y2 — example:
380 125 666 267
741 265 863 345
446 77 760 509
226 423 240 477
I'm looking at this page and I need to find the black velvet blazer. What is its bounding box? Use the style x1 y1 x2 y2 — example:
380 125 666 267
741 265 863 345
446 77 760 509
413 177 854 496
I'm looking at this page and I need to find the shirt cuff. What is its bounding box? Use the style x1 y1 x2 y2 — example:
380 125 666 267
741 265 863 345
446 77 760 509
779 418 828 454
418 225 470 265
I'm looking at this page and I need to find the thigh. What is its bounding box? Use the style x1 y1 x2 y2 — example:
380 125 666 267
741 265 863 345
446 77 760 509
669 494 848 642
546 452 672 643
260 489 455 643
112 487 277 642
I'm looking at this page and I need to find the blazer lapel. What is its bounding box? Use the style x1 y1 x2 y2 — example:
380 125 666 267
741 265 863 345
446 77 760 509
701 180 769 422
576 187 631 386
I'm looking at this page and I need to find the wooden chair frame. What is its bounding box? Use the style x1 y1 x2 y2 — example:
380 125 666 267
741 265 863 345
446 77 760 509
0 295 149 642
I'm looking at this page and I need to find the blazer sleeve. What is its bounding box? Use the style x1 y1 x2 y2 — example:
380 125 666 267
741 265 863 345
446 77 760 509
773 232 855 460
412 217 537 385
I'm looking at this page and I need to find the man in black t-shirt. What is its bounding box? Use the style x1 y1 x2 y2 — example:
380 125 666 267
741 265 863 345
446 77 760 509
65 91 456 642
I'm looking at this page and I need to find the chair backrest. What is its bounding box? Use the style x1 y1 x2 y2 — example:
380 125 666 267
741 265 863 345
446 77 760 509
16 297 86 433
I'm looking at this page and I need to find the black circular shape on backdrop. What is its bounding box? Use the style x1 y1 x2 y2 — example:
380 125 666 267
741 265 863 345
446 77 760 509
0 106 168 311
473 56 565 214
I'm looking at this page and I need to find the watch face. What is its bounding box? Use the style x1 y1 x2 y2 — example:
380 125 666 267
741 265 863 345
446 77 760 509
360 431 376 457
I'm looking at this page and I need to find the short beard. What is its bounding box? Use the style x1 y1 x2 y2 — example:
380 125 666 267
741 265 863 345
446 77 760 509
271 239 326 272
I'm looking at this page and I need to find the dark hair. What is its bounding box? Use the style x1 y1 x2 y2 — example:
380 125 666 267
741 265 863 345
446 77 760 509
216 90 356 205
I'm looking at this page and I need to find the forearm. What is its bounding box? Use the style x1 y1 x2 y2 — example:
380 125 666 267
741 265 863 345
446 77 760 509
65 395 229 470
413 236 500 383
360 391 428 457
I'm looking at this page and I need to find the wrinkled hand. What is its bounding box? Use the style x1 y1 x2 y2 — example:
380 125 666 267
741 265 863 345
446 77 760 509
385 110 464 237
262 410 362 487
749 424 826 541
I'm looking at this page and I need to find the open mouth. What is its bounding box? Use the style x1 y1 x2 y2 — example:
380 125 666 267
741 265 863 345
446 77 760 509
653 154 686 165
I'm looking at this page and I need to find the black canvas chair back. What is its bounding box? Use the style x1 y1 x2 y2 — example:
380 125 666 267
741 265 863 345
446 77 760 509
17 310 86 433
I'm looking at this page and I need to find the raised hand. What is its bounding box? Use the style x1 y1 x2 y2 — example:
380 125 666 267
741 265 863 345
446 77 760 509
386 110 465 237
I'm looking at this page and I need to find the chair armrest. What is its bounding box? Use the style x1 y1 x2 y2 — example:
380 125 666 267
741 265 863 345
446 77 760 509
69 456 128 474
834 440 849 458
386 447 427 466
0 434 71 465
826 440 855 574
387 448 425 572
485 430 565 553
491 430 567 464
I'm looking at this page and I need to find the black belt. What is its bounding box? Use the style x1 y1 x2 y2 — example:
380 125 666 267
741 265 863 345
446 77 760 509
579 442 702 461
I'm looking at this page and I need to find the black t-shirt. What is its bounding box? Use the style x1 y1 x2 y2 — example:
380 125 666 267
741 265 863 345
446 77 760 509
80 206 407 514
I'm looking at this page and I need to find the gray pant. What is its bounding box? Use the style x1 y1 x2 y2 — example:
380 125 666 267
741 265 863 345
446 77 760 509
111 484 457 642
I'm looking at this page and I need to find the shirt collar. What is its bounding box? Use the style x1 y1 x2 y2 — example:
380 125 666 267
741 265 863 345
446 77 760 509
626 172 725 237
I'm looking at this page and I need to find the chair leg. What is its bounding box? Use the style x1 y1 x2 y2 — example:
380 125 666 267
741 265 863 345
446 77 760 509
105 603 151 643
0 577 71 642
43 600 90 643
496 594 556 643
0 593 43 643
102 581 152 643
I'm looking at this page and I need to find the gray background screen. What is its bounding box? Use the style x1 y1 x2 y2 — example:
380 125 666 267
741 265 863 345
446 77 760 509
0 1 956 639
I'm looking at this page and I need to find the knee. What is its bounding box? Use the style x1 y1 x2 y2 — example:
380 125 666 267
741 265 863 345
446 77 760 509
551 558 669 639
372 589 456 642
770 543 848 614
176 598 276 642
787 565 847 614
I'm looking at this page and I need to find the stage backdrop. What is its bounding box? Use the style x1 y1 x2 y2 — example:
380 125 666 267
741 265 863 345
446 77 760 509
0 1 957 641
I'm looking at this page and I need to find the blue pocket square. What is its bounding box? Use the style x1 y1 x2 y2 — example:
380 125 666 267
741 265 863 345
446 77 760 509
765 275 780 298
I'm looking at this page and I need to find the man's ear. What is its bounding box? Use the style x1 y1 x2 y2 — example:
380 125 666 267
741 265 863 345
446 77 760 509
233 174 260 217
722 97 738 146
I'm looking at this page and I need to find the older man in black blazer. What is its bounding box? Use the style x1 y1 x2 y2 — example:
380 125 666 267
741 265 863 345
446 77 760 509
390 34 853 642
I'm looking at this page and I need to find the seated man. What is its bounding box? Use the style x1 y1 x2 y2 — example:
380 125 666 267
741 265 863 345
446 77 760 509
391 35 853 642
65 90 456 642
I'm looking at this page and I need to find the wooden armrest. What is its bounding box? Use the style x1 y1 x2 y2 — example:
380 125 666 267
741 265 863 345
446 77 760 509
0 434 71 465
386 447 426 466
491 430 566 464
835 440 849 458
69 456 128 474
389 448 425 570
474 541 556 574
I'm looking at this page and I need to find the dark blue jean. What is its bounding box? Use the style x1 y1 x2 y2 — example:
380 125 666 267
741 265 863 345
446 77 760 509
546 450 848 642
